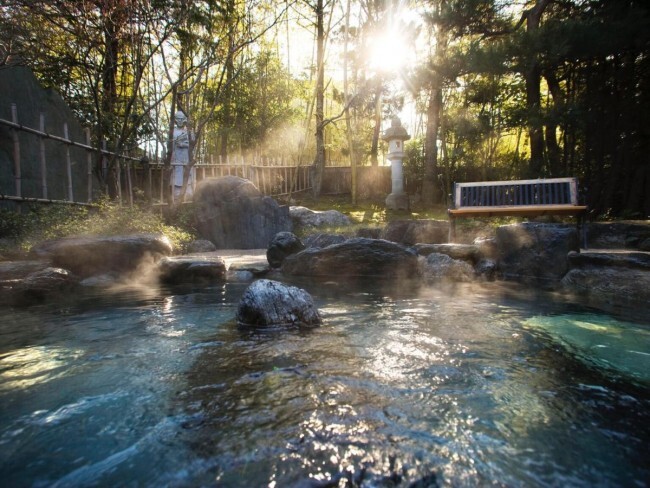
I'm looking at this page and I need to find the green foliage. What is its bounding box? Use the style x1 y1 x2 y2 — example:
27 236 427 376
0 202 196 254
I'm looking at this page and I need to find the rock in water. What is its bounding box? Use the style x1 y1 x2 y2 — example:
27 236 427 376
32 234 173 278
236 279 321 327
157 256 226 284
193 176 291 249
267 232 305 268
496 223 579 284
282 237 418 279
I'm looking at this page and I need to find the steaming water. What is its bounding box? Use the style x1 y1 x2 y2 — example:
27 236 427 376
0 280 648 487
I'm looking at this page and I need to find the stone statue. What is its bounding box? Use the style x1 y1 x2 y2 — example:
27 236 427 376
170 110 195 200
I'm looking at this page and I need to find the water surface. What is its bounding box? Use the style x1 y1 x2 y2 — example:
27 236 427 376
0 280 648 487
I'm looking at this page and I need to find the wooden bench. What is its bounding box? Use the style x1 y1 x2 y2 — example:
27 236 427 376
448 177 588 246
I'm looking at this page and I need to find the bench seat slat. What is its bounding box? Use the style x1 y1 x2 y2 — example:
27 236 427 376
448 204 587 219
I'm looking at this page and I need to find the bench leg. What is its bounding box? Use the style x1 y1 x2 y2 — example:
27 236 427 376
448 219 456 243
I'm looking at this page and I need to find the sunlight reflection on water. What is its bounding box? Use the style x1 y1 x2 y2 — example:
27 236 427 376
0 281 648 487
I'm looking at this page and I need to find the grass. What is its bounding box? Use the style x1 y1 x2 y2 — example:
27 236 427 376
0 199 197 256
1 193 571 258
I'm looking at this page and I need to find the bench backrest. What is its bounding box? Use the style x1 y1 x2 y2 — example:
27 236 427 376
453 177 580 208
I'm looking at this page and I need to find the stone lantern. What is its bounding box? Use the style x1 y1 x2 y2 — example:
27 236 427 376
382 116 411 210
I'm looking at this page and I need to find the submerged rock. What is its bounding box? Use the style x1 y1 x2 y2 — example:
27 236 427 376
236 279 321 327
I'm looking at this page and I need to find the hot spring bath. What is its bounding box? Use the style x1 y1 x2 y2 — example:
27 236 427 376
1 280 648 487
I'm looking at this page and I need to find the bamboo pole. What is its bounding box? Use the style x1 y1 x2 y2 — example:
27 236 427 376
63 122 73 201
85 128 92 202
11 104 21 198
126 160 133 206
116 159 122 206
39 113 47 199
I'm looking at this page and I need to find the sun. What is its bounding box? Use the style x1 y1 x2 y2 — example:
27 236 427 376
367 27 409 75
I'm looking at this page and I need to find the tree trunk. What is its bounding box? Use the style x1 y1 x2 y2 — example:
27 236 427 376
370 81 382 167
422 81 442 206
523 0 552 177
312 0 325 198
343 0 357 204
544 70 564 176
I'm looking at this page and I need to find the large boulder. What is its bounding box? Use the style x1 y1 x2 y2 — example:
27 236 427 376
383 220 448 246
193 176 291 249
157 256 227 284
496 223 579 284
290 206 352 230
236 279 322 327
282 237 418 279
31 234 173 278
266 232 305 268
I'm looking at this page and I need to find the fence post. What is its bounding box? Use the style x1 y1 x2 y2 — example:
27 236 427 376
85 128 92 202
11 103 21 198
126 159 133 206
63 122 73 201
116 160 122 206
39 112 47 199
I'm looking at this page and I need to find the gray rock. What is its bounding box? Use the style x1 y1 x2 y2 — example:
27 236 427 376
562 266 650 306
236 279 321 327
413 243 480 263
420 253 474 283
587 221 650 249
193 176 291 249
158 256 226 284
267 232 305 268
0 260 50 280
282 237 418 279
640 238 650 252
383 220 449 245
475 259 498 281
496 223 579 284
474 237 498 260
355 227 383 239
290 206 352 229
79 273 120 288
226 269 255 282
567 250 650 270
303 233 348 249
32 234 173 278
13 267 79 303
186 239 217 253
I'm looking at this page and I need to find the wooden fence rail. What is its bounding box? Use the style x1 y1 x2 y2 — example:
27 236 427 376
0 103 314 207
